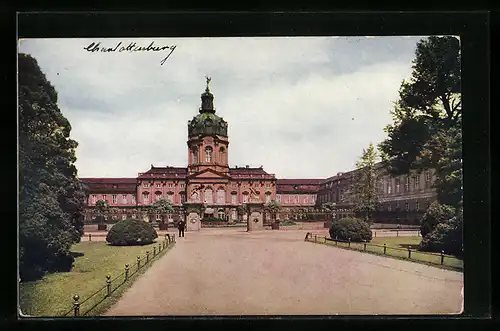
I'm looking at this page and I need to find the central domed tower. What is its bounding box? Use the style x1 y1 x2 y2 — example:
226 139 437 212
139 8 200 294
187 77 229 175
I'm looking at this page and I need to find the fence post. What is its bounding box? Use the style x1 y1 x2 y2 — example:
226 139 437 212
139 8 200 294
335 236 338 246
146 251 150 264
397 230 399 237
408 246 412 259
73 294 80 317
153 247 156 256
383 243 387 255
374 231 377 238
89 233 91 242
364 242 367 251
125 264 129 281
106 275 111 297
441 250 445 265
348 238 351 248
314 235 317 242
159 243 162 253
137 256 141 270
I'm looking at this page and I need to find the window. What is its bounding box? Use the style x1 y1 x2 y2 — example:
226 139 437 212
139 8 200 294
405 176 410 191
193 148 199 163
205 146 213 162
112 195 117 204
416 201 420 211
143 183 150 188
168 183 173 188
204 188 213 203
387 181 392 194
396 201 400 209
180 193 186 203
405 201 409 211
232 210 237 220
180 184 185 189
266 183 271 189
156 213 161 221
388 203 392 211
142 193 149 203
132 195 136 203
155 193 161 201
167 193 174 203
295 195 299 204
425 171 431 181
266 194 271 203
414 176 420 189
243 192 249 203
231 193 237 204
395 178 400 193
217 189 225 204
122 194 127 203
92 195 97 203
276 194 281 203
102 195 107 201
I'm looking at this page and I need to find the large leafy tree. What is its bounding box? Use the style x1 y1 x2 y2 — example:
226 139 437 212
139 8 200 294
379 36 462 208
351 143 380 223
151 198 174 223
266 200 281 222
95 199 110 223
19 53 87 281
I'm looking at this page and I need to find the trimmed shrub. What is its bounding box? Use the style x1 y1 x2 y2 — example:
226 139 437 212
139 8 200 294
419 208 463 257
200 217 225 222
106 218 158 246
329 218 372 242
420 201 456 237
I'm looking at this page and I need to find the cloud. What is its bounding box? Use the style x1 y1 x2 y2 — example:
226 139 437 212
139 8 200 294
18 36 421 178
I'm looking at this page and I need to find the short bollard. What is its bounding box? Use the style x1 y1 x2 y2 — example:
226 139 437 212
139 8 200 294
153 247 156 256
158 243 161 252
374 231 377 238
73 294 80 317
397 230 399 237
348 238 351 248
89 233 92 242
106 275 111 297
125 264 129 281
383 243 387 255
324 236 327 244
137 256 141 270
146 251 150 263
363 243 367 251
335 237 338 246
441 250 445 265
314 235 317 242
408 246 412 259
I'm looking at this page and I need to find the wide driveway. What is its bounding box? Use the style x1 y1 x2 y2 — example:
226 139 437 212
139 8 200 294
104 228 463 316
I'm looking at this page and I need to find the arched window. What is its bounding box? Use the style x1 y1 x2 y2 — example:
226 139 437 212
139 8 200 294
155 191 162 201
204 187 213 203
231 192 237 204
217 188 225 204
205 146 213 162
219 147 226 164
167 192 174 203
218 209 225 220
265 192 271 203
242 191 249 203
193 148 199 163
142 192 149 204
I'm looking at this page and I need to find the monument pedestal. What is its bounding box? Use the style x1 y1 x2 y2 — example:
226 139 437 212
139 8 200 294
183 203 203 232
246 202 265 231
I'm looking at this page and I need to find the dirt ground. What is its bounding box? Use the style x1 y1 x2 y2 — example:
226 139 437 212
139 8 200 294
103 228 463 316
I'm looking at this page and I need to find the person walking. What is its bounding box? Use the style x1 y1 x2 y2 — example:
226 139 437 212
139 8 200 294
177 219 185 238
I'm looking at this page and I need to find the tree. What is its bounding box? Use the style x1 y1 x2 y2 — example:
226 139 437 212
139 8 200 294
19 53 87 281
266 200 282 222
379 36 462 208
95 199 110 224
236 204 250 223
350 143 380 223
420 201 456 237
151 198 174 224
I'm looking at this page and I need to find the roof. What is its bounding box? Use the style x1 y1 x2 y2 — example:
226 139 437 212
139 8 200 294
137 166 188 179
229 167 275 179
276 179 323 194
79 178 137 193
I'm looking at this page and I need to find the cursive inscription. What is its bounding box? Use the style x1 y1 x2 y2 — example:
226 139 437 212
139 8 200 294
83 41 177 65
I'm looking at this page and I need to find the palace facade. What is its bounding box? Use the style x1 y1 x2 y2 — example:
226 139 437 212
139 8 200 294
80 81 437 226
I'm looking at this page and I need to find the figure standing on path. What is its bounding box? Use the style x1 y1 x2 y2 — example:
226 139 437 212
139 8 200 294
178 219 185 238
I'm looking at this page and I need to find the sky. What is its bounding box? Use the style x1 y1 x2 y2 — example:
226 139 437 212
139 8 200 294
18 36 427 179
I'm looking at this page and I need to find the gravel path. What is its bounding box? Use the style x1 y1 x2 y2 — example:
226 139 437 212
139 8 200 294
104 228 463 316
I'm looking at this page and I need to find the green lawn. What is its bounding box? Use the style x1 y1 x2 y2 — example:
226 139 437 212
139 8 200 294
19 237 173 317
312 236 463 271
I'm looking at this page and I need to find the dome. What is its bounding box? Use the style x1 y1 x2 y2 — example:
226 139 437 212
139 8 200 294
188 77 228 137
188 112 228 137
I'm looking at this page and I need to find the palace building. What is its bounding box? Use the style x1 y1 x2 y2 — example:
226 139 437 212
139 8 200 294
80 80 437 227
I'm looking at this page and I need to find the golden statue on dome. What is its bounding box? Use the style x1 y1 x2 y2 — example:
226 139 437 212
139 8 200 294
205 75 212 91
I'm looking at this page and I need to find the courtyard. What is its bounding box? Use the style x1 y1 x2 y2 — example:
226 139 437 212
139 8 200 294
104 227 463 316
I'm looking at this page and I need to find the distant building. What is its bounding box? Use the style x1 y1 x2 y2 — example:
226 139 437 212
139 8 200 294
80 81 437 225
